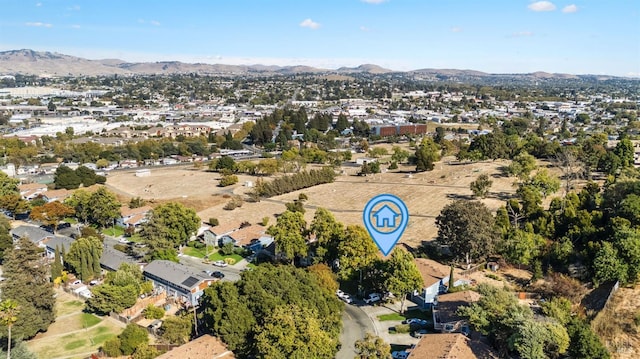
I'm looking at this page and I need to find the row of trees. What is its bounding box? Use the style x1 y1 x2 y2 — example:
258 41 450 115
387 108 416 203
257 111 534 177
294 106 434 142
252 167 336 198
53 165 106 190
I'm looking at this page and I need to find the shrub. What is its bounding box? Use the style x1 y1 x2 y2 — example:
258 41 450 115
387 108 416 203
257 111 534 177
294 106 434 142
394 324 411 334
143 304 165 320
102 338 122 357
209 217 219 226
220 242 235 255
261 216 269 226
223 195 243 210
219 174 239 187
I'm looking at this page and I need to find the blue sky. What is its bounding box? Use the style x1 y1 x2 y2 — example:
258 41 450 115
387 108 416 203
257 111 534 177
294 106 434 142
0 0 638 76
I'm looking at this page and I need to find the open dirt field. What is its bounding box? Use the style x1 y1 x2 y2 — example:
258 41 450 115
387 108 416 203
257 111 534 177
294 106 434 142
593 284 640 358
105 158 523 248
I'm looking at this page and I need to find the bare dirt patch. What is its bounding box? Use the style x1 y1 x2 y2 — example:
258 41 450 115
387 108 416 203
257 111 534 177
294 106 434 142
592 284 640 358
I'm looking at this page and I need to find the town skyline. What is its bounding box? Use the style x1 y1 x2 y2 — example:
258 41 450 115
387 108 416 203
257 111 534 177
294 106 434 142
0 0 638 77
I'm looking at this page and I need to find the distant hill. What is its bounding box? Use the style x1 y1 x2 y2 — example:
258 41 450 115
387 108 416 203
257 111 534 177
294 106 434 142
0 49 631 80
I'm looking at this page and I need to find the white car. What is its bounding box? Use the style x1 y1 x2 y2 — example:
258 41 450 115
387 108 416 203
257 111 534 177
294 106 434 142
336 289 346 298
118 238 130 244
341 294 354 304
364 293 381 304
213 260 228 267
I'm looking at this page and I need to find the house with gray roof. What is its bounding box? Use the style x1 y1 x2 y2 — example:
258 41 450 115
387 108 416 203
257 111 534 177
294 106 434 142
10 225 74 259
100 246 138 272
143 260 216 306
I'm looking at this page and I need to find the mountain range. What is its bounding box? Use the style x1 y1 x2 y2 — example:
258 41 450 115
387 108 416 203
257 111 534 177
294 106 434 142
0 49 622 80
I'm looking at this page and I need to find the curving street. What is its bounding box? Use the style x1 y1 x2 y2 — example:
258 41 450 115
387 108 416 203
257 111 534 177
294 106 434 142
337 303 376 359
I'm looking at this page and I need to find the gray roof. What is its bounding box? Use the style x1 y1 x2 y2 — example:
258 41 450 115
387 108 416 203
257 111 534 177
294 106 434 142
143 260 210 291
44 236 74 253
10 225 54 244
100 247 137 271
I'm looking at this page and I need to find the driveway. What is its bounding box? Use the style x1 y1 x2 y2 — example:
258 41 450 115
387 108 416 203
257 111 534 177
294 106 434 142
178 253 245 282
358 301 423 347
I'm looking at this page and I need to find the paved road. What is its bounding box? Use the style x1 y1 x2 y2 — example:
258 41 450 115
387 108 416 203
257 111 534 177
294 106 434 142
336 304 376 359
178 253 245 282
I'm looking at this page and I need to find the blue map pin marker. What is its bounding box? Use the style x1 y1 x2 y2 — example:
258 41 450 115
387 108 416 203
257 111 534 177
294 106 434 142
363 194 409 256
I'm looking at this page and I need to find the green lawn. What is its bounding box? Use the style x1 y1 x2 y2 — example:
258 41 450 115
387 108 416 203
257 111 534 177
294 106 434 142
80 313 101 328
63 217 78 224
102 226 125 237
378 312 407 321
183 246 208 258
183 247 244 264
207 252 243 264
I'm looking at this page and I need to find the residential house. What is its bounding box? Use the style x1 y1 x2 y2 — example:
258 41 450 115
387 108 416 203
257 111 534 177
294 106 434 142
10 225 74 258
143 260 217 306
43 188 71 203
220 225 266 248
18 182 48 200
411 258 451 309
433 290 481 333
117 205 152 228
43 235 74 259
100 246 139 272
202 222 242 247
156 334 235 359
408 333 498 358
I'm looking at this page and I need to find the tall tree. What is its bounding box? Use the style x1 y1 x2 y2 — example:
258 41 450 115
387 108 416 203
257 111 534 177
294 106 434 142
64 190 92 224
383 248 423 313
267 210 307 263
414 137 441 172
65 236 103 281
0 217 12 263
0 173 19 198
88 187 121 228
337 225 379 280
0 299 19 359
310 207 344 263
0 195 29 220
470 174 493 198
1 238 55 339
142 202 200 249
53 165 81 190
29 201 75 233
436 200 500 268
254 305 336 359
508 151 537 180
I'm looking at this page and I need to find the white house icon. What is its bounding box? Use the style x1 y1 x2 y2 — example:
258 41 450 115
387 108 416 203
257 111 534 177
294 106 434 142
373 204 399 228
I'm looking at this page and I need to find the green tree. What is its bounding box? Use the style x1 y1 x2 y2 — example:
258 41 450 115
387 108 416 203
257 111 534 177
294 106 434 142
0 238 55 339
337 225 379 280
383 248 422 313
436 200 499 267
354 332 391 359
501 228 546 267
0 341 37 359
118 323 149 356
142 202 200 249
159 315 192 345
0 216 12 262
335 113 349 132
0 299 20 359
0 172 19 197
88 187 121 228
254 305 336 359
508 151 537 180
267 210 308 264
310 207 344 263
470 174 493 198
65 190 92 224
0 194 29 220
414 137 441 172
219 174 239 187
614 137 634 169
566 317 610 359
65 236 103 281
592 241 628 286
199 281 256 353
142 305 165 320
53 165 81 189
85 284 138 314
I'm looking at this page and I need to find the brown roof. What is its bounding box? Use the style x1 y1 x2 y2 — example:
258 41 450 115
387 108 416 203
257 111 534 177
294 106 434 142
414 258 451 288
120 205 153 218
19 183 47 191
408 333 499 359
229 225 265 247
45 189 71 201
156 334 234 359
209 221 242 237
435 290 481 325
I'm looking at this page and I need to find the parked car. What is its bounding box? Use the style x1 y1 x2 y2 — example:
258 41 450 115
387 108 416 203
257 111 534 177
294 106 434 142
213 260 228 267
71 280 82 286
203 270 214 276
341 294 354 304
364 293 381 304
212 271 225 279
402 318 428 326
392 351 409 359
336 289 346 298
118 238 130 244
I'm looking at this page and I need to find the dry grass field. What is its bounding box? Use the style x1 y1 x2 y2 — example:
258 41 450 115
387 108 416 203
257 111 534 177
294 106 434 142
105 157 524 248
592 285 640 358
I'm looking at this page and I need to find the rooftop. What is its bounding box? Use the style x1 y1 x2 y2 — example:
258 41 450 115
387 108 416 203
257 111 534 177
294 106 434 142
435 290 482 325
414 258 451 288
143 259 211 291
156 334 234 359
408 333 498 359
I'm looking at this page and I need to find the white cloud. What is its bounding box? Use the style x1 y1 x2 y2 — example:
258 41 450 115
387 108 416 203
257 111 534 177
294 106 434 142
451 27 462 33
25 22 52 28
150 20 161 26
71 24 81 29
35 2 42 7
562 4 578 13
512 31 534 37
360 26 371 32
361 0 388 4
528 1 556 12
299 18 320 30
137 19 145 24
